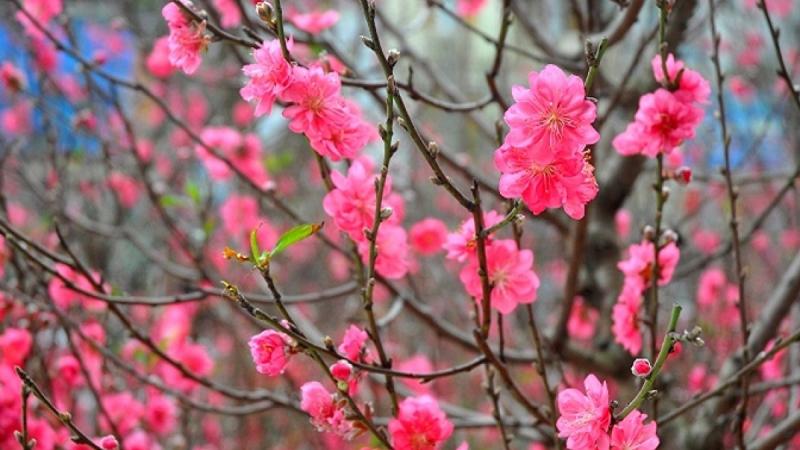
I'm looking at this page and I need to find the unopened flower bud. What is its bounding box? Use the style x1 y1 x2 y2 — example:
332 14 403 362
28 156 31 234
662 229 678 244
427 141 440 158
330 360 353 381
642 225 656 241
631 358 652 377
676 166 692 185
380 207 393 221
387 49 401 67
255 2 273 22
360 35 375 50
100 436 120 450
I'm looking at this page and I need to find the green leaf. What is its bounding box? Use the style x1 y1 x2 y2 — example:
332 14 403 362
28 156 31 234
250 228 262 265
185 181 201 206
265 151 295 173
159 195 182 208
268 222 323 259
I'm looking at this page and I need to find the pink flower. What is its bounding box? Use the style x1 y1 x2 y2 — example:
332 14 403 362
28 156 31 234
55 355 82 387
143 393 177 436
176 341 214 377
609 410 659 450
107 172 140 208
357 224 410 280
323 159 390 241
306 99 377 161
100 392 144 435
162 2 209 75
219 194 258 237
0 62 26 93
146 37 175 78
15 0 62 37
444 211 503 262
248 329 294 376
240 39 293 117
615 209 632 239
504 65 599 151
697 267 726 307
613 89 702 157
557 374 611 450
456 0 488 17
617 240 680 289
612 281 643 356
338 325 371 362
287 9 340 34
397 355 434 395
300 381 354 438
124 430 161 450
212 0 241 27
195 127 269 186
631 358 652 377
388 395 453 450
729 76 756 103
651 54 710 104
282 66 348 135
1 100 33 136
495 142 598 220
0 327 32 366
409 218 448 255
459 239 540 314
567 296 598 340
47 263 103 311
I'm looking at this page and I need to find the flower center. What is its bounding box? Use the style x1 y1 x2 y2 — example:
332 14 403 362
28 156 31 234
531 162 556 177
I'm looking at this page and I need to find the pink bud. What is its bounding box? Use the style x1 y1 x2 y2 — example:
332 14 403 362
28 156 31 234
100 435 119 450
92 50 108 65
676 166 692 185
631 358 652 377
330 360 353 381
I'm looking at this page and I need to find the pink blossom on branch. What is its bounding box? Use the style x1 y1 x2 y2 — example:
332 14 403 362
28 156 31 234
609 410 659 450
556 374 611 450
617 240 680 289
459 239 540 314
612 281 644 356
503 65 599 151
443 210 503 262
388 395 454 450
409 218 449 255
357 224 411 280
240 39 294 117
248 329 295 376
161 2 209 75
300 381 356 438
495 65 599 220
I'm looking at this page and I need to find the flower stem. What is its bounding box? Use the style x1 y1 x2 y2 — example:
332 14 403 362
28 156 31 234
617 304 682 420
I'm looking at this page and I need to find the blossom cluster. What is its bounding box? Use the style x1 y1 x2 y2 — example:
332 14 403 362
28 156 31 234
444 211 540 314
323 158 411 279
613 54 710 157
240 40 377 161
612 240 680 355
557 374 659 450
494 65 600 220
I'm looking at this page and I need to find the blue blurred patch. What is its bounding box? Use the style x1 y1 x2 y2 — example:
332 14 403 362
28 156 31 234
0 20 135 154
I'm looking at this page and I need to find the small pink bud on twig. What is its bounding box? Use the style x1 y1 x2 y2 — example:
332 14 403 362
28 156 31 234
631 358 652 377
